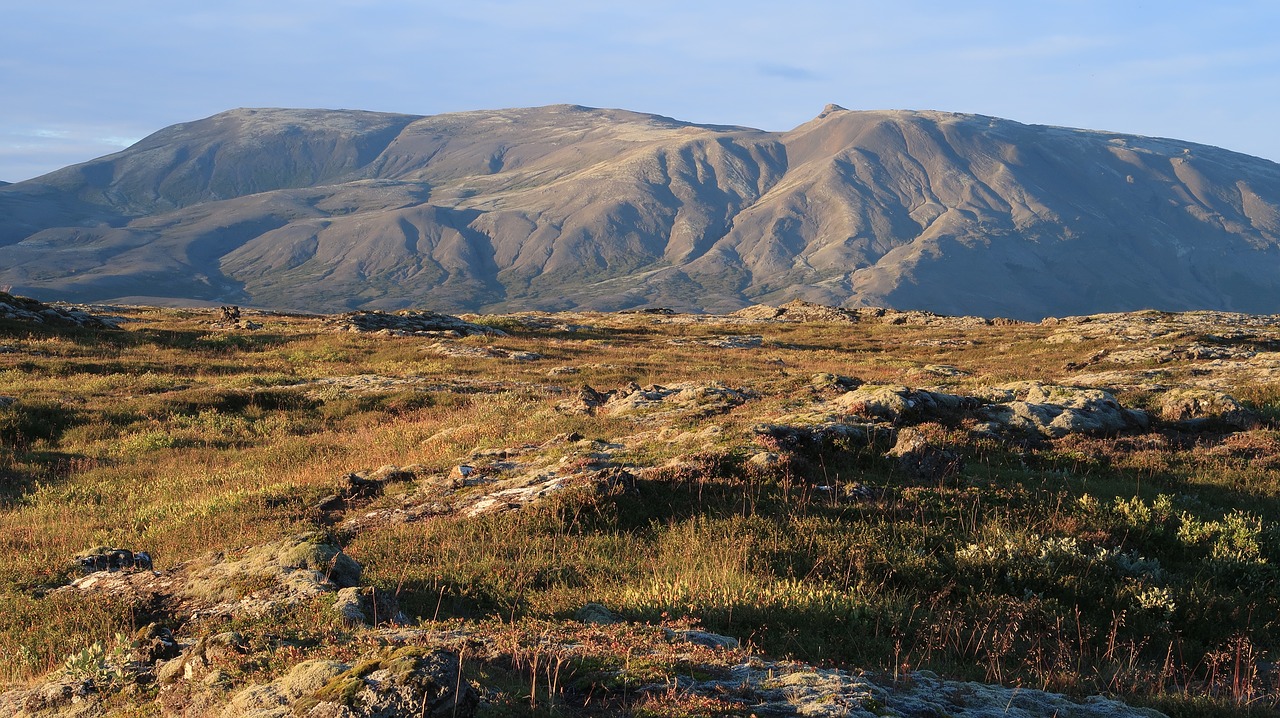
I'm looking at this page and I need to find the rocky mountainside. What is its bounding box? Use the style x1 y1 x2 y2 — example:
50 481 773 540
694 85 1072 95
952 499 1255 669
3 104 1280 318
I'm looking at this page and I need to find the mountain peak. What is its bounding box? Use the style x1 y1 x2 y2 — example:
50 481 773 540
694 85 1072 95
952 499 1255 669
817 103 849 118
3 104 1280 319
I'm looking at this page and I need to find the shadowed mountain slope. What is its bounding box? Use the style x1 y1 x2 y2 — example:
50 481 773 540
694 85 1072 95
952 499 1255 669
3 104 1280 318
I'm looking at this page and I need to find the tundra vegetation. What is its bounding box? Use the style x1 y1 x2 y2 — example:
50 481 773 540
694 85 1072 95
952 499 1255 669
1 294 1279 716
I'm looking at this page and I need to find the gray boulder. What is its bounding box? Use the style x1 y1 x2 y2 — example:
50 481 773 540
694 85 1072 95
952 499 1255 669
978 382 1149 439
574 602 618 625
886 426 964 482
1159 388 1257 430
333 586 408 627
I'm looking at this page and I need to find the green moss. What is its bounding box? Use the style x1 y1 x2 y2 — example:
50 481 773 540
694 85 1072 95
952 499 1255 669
296 645 438 713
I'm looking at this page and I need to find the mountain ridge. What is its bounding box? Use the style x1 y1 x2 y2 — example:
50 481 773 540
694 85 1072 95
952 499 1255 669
3 104 1280 319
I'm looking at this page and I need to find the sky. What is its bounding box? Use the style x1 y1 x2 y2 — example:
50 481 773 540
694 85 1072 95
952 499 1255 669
3 1 1279 183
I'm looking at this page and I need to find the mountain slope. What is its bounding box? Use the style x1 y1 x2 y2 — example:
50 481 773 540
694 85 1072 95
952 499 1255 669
3 104 1280 318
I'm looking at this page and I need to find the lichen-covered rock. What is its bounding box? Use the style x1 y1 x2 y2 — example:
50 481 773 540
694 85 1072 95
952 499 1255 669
886 425 965 482
54 534 365 629
222 659 348 717
0 675 96 716
557 381 753 420
317 467 418 512
283 647 476 718
732 299 857 323
0 292 120 330
157 632 247 685
674 660 1166 718
668 334 763 348
556 384 609 415
754 384 971 450
180 533 362 621
828 384 975 424
427 341 542 361
575 603 618 625
604 381 752 418
133 624 181 665
1106 341 1261 365
665 629 740 649
808 373 862 394
1159 388 1257 430
977 382 1149 439
333 586 408 627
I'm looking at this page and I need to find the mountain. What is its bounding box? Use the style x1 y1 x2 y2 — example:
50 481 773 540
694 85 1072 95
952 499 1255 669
3 104 1280 319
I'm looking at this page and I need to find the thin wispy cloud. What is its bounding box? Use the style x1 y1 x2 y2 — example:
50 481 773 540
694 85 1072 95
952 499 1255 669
2 2 1280 180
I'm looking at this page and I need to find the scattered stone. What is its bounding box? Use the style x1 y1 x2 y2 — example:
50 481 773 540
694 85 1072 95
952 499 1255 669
156 631 247 685
575 603 618 625
344 453 633 531
763 381 1152 448
0 675 96 715
921 364 968 377
809 373 862 393
665 628 740 649
133 624 182 664
557 384 609 414
747 451 785 470
911 338 975 347
75 547 154 573
317 471 384 511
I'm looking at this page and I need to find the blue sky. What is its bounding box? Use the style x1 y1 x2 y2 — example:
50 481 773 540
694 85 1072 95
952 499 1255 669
3 1 1278 183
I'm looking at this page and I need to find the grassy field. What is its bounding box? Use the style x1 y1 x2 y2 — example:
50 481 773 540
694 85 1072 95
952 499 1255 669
2 302 1279 716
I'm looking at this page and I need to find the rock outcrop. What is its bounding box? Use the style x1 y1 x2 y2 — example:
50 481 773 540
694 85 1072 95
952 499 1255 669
1158 388 1258 430
222 648 476 718
675 660 1166 718
558 381 754 420
974 382 1150 439
323 310 501 337
0 291 118 329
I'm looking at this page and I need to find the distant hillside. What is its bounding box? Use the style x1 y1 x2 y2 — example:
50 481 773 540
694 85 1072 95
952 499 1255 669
3 104 1280 319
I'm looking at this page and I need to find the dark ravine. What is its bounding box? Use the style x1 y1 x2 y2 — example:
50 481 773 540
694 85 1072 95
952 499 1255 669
3 104 1280 319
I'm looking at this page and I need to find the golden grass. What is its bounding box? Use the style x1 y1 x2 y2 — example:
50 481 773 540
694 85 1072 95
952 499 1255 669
2 305 1280 715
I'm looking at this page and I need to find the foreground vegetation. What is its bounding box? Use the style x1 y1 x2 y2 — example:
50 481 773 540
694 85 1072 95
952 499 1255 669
2 301 1280 715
